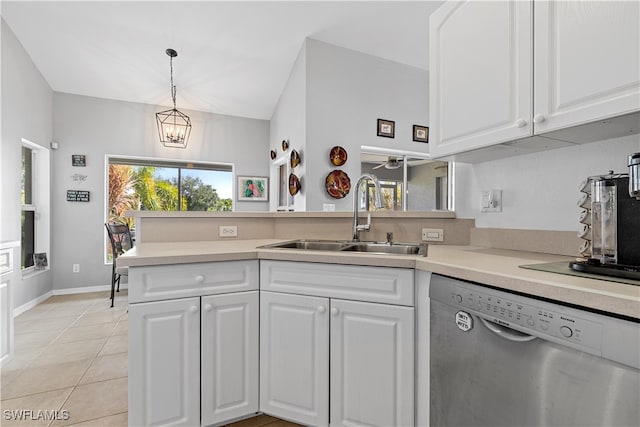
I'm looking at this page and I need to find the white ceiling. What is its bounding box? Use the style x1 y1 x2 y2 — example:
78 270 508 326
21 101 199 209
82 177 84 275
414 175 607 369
1 1 443 120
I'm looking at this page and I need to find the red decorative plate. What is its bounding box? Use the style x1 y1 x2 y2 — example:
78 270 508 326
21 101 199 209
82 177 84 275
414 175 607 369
290 149 301 168
325 170 351 199
330 146 348 166
289 173 301 196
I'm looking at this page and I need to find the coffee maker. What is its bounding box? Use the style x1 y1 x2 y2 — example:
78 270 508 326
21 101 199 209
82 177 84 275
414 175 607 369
571 153 640 280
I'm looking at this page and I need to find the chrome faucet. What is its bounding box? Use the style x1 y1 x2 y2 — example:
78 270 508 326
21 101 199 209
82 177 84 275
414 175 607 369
352 174 383 241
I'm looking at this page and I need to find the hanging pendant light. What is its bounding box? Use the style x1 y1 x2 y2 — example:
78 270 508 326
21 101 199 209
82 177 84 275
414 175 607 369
156 48 191 149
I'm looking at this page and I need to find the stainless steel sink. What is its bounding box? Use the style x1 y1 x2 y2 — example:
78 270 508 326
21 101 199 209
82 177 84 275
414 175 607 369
259 239 428 256
342 242 427 255
261 240 354 251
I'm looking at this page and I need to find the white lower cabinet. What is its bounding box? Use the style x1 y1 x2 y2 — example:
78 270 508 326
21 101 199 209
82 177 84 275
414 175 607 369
260 291 330 426
130 297 201 427
201 292 259 426
130 291 259 427
330 299 414 427
260 290 415 427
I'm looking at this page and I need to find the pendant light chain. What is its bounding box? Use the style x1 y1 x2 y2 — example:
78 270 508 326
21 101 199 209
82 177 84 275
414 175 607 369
170 55 177 110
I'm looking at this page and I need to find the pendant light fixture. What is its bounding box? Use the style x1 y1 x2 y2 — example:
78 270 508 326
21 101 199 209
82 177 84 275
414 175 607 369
156 48 191 149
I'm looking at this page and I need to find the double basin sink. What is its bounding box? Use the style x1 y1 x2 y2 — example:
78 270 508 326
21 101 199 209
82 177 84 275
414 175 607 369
259 239 428 256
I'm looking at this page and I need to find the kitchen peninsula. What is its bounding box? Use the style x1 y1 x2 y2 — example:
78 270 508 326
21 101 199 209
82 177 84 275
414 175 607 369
119 214 640 426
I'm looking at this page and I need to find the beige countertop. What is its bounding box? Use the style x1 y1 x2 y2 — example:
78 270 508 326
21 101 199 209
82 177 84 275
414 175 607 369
118 239 640 319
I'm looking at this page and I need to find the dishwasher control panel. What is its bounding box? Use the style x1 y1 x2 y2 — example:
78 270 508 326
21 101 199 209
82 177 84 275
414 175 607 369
432 277 603 353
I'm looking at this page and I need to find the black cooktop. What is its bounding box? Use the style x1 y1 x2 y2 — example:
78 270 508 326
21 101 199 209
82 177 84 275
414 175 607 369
569 260 640 281
519 261 640 286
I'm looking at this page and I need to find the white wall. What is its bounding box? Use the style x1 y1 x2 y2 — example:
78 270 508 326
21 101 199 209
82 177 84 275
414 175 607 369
455 134 640 231
1 19 54 308
270 38 429 212
51 93 269 291
269 41 307 212
305 39 429 211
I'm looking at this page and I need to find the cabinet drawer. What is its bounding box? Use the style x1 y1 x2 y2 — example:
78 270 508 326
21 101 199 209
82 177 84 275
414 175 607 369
129 260 258 303
260 260 414 306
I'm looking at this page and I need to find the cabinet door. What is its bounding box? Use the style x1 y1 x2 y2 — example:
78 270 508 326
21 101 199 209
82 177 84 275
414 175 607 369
429 0 533 158
201 291 259 426
330 299 415 427
129 298 200 427
534 1 640 134
0 277 13 365
260 291 329 426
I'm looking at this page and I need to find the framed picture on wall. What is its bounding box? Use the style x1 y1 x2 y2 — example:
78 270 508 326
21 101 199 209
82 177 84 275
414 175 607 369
413 125 429 143
237 176 269 201
377 119 395 138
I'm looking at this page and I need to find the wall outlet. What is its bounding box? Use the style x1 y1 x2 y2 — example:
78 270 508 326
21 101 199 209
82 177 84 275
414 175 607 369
481 189 502 213
323 203 335 212
219 225 238 238
72 264 80 273
422 228 444 242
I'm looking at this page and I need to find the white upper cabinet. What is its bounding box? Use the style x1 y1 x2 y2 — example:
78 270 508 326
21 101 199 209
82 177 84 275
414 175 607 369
534 1 640 133
429 0 640 160
429 1 533 157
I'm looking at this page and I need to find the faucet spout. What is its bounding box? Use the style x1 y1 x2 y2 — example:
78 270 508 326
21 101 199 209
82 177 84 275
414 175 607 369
352 174 383 241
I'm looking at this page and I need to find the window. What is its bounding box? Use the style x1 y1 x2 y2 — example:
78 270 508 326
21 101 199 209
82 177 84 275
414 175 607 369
107 157 233 221
21 140 50 273
21 147 35 269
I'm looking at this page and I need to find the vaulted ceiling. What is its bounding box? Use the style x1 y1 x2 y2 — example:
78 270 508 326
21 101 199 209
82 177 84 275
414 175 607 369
1 1 443 120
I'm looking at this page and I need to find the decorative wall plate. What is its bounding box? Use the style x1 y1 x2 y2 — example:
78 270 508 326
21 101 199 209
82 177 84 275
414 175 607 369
290 149 301 168
282 139 289 152
270 150 277 160
329 146 347 166
325 170 351 199
289 173 301 196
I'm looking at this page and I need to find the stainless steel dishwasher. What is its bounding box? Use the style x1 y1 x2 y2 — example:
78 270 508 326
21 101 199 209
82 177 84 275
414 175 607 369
430 274 640 427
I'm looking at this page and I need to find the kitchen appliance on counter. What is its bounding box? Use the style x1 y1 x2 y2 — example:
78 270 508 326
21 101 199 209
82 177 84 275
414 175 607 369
430 274 640 427
629 152 640 200
571 162 640 280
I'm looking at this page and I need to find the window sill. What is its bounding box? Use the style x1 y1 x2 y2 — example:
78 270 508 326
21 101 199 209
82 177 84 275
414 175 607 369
21 267 50 279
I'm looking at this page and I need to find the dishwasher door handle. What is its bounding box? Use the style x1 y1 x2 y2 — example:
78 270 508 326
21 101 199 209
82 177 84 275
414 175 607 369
479 317 537 342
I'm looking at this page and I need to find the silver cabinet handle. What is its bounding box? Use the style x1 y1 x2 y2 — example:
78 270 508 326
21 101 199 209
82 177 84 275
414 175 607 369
195 275 205 283
317 306 326 314
189 305 199 314
533 114 546 124
516 118 527 128
331 308 339 316
204 303 213 312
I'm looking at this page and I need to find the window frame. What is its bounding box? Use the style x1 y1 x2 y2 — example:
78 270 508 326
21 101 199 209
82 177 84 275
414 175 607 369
104 154 235 264
21 139 50 276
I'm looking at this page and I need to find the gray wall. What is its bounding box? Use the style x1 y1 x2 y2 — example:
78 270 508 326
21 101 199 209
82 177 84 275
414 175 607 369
269 41 307 211
455 134 640 231
1 19 54 308
306 39 429 211
271 38 429 212
51 93 270 291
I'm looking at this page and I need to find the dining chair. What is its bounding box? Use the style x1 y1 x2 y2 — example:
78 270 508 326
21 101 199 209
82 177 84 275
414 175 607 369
105 222 134 307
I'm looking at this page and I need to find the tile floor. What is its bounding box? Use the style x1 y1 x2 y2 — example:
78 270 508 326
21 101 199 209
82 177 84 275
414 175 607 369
0 291 299 427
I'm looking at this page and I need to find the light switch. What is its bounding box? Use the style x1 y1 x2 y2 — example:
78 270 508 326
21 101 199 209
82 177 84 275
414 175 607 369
481 190 502 213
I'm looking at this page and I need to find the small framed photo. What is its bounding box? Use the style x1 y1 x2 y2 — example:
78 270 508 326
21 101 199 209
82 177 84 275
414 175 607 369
377 119 395 138
237 176 269 202
33 253 48 270
413 125 429 143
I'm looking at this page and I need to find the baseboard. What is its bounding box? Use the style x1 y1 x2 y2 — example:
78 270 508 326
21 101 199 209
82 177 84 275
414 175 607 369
53 284 128 295
13 291 53 317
